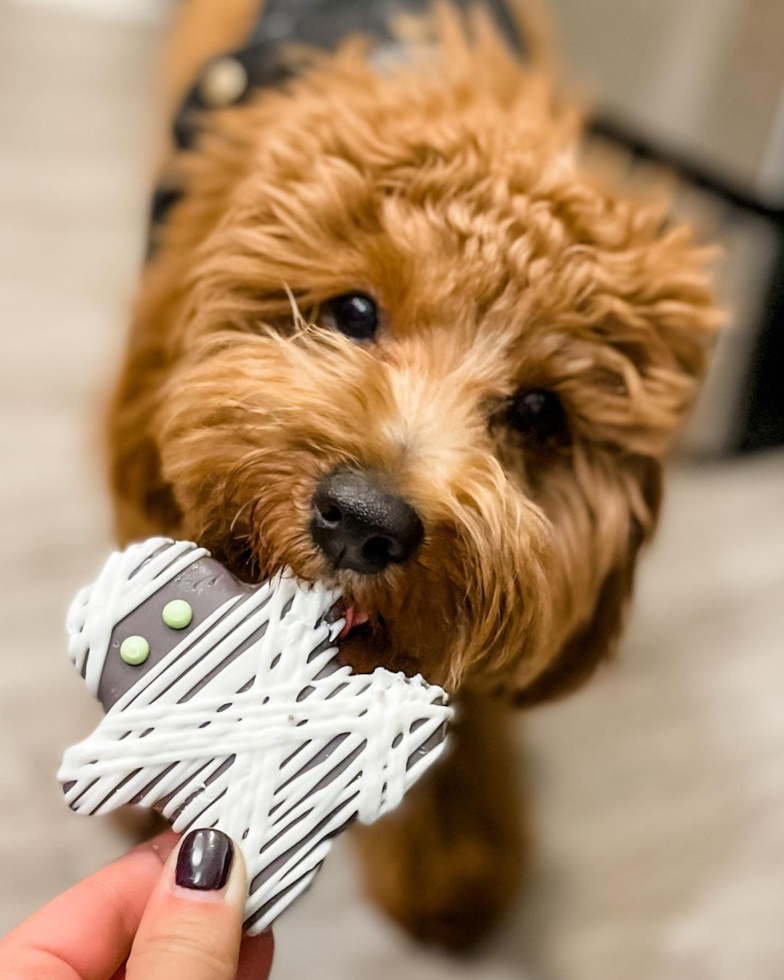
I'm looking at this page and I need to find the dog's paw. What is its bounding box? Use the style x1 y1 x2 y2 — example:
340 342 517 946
355 791 526 950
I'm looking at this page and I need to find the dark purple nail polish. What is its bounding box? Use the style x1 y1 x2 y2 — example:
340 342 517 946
175 829 234 891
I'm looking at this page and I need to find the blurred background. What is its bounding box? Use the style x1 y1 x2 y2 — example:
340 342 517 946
1 0 782 977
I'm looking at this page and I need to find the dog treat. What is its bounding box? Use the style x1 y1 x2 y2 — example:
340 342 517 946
58 538 451 933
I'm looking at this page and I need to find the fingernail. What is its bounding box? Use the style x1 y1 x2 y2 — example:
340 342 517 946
175 829 234 891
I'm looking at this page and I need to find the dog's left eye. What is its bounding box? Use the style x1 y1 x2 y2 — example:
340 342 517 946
322 293 379 341
507 388 569 443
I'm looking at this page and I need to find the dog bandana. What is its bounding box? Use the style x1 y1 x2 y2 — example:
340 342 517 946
148 0 527 255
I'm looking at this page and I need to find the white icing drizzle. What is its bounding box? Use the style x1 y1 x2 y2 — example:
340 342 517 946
58 539 452 934
67 538 210 695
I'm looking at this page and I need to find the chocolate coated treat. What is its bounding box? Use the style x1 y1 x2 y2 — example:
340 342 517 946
58 538 451 934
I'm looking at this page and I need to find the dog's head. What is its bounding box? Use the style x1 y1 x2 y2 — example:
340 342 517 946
110 11 719 698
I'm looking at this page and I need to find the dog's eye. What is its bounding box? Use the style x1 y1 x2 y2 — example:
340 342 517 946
507 388 569 443
322 293 379 341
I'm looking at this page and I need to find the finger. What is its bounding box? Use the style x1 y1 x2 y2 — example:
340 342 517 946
113 928 274 980
0 830 178 980
116 915 274 980
116 886 273 980
126 828 253 980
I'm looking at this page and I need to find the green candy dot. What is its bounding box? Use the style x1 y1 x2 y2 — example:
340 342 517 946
120 635 150 666
162 599 194 630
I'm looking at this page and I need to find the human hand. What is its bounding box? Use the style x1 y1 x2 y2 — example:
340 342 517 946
0 828 274 979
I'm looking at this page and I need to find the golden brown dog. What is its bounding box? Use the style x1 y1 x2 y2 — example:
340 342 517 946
107 0 719 949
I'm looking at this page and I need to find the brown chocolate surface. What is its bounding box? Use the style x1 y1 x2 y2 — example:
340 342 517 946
99 556 256 710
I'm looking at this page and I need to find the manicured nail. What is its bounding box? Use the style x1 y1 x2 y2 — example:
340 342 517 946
175 829 234 891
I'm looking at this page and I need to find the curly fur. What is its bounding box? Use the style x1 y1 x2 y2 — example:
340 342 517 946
108 2 719 946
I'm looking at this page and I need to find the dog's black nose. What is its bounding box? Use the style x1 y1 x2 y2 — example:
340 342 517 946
311 468 424 574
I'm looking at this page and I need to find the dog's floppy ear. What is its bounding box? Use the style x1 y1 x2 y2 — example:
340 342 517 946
106 289 184 544
513 456 663 708
107 102 261 543
513 200 720 707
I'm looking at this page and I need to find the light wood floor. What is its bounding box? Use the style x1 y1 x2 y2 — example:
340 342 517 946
1 4 783 978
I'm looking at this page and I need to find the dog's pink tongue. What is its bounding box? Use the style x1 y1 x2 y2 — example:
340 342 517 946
339 606 370 640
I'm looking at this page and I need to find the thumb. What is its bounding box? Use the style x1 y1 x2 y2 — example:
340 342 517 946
126 828 261 980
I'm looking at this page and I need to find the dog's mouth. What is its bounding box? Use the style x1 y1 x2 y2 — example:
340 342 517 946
336 603 371 640
326 599 371 640
325 597 395 674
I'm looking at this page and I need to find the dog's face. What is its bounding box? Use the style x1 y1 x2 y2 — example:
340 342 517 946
111 21 718 697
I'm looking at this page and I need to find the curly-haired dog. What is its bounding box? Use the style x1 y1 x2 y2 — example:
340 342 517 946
108 0 719 949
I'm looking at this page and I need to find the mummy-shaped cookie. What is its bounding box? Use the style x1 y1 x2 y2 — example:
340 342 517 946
58 538 451 933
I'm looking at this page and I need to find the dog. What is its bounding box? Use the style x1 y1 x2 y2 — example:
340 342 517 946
107 0 720 950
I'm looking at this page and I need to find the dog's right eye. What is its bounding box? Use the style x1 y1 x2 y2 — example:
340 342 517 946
506 388 570 445
322 293 379 342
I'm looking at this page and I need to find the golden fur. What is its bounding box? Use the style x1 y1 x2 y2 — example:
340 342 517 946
108 2 719 948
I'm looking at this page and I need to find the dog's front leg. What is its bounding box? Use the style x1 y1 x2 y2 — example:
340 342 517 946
353 688 527 950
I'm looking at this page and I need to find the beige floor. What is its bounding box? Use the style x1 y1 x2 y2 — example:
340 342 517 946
2 4 784 979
